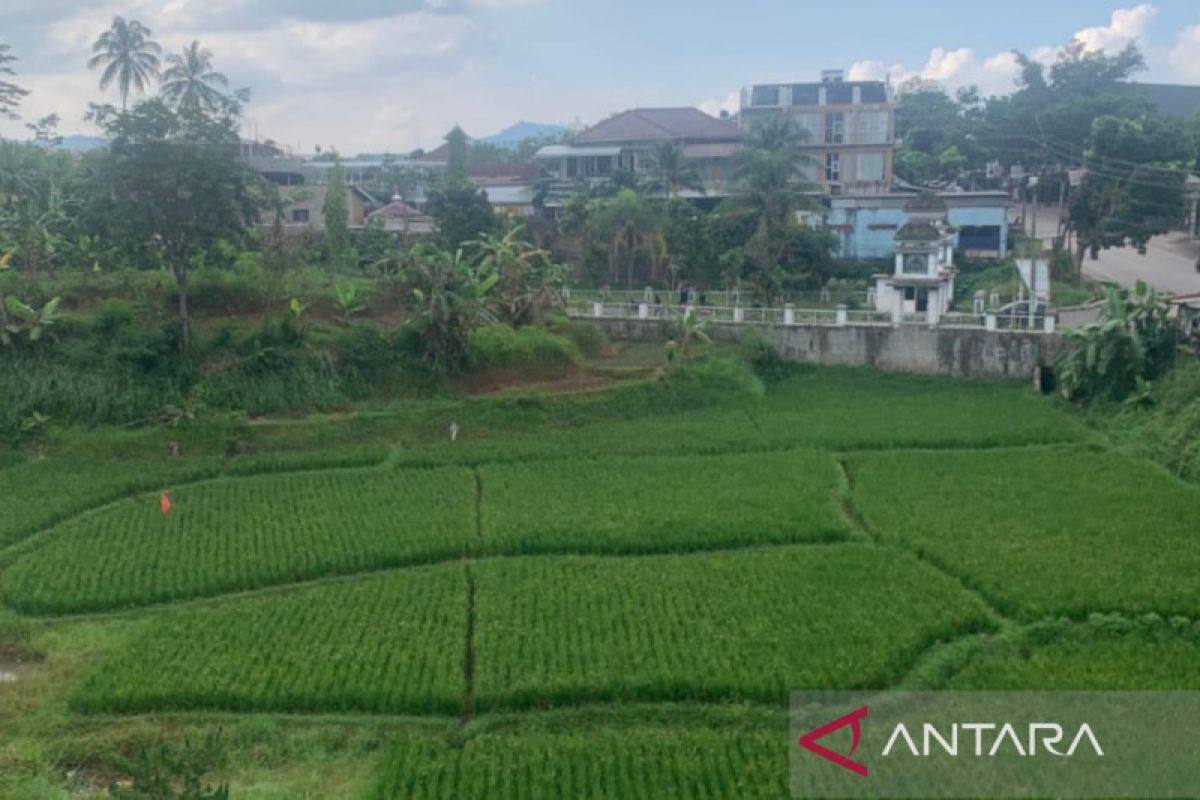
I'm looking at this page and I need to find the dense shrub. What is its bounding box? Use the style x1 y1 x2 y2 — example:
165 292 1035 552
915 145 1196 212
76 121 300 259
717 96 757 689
544 316 609 357
331 324 435 399
468 324 580 374
166 267 273 316
0 356 182 442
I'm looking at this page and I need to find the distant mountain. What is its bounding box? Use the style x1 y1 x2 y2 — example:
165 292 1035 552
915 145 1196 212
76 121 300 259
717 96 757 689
58 135 106 151
478 121 567 148
0 134 106 151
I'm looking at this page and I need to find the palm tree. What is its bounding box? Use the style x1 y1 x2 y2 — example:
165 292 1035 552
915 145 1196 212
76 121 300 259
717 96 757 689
0 43 29 120
87 16 161 110
729 115 817 251
646 141 704 198
160 41 229 115
595 189 666 289
743 113 809 151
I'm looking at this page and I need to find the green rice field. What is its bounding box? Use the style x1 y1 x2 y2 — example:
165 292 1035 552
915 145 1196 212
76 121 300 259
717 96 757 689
2 365 1196 799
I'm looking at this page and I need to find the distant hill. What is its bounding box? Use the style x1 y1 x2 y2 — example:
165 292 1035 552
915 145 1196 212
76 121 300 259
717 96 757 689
478 121 567 148
0 134 106 151
59 135 106 151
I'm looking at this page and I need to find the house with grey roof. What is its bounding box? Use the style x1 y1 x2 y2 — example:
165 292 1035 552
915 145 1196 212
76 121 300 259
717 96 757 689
534 107 742 204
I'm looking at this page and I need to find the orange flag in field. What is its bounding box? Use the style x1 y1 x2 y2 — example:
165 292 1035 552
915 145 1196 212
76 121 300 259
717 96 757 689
160 494 171 514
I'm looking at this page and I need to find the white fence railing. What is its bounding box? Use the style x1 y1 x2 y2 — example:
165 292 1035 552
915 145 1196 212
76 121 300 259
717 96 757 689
567 301 1058 334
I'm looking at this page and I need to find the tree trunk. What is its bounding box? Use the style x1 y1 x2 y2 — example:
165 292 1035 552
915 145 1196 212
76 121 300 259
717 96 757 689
175 262 191 351
1073 236 1088 288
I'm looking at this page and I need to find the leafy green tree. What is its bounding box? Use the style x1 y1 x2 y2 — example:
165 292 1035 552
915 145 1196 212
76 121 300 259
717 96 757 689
160 41 229 116
87 16 161 110
26 114 62 148
84 100 257 350
425 180 497 250
403 244 497 367
1068 114 1192 277
646 141 704 198
322 157 350 266
662 198 718 288
984 42 1150 173
0 43 29 120
445 125 469 182
0 141 76 275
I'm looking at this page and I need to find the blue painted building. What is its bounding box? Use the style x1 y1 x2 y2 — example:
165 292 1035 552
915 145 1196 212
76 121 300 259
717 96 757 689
826 191 1010 260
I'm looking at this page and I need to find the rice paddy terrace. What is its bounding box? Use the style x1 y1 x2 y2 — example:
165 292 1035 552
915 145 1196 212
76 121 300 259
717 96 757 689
1 366 1198 798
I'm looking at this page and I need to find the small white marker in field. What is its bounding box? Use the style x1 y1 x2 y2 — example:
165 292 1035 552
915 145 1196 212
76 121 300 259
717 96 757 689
449 422 459 442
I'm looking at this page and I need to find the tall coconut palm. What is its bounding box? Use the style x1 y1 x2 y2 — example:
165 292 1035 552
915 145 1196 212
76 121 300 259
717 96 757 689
646 141 704 198
729 115 817 245
595 188 666 289
0 43 29 120
160 41 229 115
87 16 161 110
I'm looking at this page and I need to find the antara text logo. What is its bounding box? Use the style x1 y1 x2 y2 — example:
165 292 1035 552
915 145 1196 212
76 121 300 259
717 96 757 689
798 705 1104 778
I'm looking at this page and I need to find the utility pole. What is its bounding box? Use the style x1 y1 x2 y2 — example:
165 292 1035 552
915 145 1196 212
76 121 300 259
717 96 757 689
1030 175 1040 242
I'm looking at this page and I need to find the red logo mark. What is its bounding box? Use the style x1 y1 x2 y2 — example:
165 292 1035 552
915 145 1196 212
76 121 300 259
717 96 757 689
798 705 869 777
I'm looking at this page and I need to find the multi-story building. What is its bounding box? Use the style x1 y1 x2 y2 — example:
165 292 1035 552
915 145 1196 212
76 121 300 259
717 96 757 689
534 107 742 205
739 69 896 194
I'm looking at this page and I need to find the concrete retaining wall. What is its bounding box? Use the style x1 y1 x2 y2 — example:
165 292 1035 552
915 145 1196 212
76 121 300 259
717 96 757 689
594 319 1063 380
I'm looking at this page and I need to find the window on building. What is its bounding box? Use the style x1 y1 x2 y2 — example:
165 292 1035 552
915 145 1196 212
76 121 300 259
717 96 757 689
751 86 781 106
859 83 888 103
825 152 841 183
857 111 890 145
790 84 820 106
825 112 845 145
799 158 820 183
792 112 820 143
858 152 885 182
827 83 854 105
291 208 310 223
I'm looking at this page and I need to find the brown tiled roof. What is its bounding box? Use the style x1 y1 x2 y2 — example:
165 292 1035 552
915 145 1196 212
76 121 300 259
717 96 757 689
467 162 543 181
682 142 742 159
573 108 740 145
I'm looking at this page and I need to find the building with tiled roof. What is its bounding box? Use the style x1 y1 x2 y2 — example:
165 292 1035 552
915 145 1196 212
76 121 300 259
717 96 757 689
534 107 742 204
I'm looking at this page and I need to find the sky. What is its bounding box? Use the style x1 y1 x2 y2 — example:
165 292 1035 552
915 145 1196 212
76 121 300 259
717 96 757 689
1 1 1199 154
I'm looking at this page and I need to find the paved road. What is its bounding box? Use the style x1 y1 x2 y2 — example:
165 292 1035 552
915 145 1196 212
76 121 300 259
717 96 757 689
1085 235 1200 296
1026 209 1200 296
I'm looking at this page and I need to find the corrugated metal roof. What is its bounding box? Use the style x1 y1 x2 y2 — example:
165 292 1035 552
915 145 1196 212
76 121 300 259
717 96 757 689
535 144 623 158
482 185 534 205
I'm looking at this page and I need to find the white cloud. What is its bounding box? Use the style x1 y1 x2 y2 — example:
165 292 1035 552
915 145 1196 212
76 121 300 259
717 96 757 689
1169 24 1200 82
848 60 887 81
698 90 739 118
1073 3 1156 53
854 4 1184 98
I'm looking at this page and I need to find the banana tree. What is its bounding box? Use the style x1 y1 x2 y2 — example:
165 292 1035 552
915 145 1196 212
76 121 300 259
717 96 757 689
468 225 565 327
405 245 498 367
1 294 62 349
